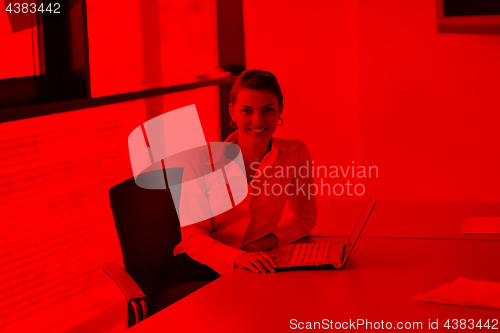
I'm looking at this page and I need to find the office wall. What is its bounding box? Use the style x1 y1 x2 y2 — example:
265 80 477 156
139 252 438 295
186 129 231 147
243 0 500 201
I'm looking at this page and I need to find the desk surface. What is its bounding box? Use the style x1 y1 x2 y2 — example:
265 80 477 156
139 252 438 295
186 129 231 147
130 237 500 332
313 200 500 240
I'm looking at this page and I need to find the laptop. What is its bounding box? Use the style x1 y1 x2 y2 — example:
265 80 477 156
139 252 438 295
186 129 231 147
265 189 377 270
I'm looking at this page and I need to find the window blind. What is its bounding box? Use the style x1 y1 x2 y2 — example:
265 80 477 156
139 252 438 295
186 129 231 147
0 100 145 329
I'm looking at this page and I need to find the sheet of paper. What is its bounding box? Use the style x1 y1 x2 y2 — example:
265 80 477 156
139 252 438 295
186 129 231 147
461 217 500 234
411 278 500 310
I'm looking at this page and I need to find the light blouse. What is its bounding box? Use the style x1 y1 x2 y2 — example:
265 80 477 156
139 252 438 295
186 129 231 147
173 130 317 274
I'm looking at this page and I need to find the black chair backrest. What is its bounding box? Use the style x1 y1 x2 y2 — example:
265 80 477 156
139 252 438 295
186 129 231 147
108 168 183 308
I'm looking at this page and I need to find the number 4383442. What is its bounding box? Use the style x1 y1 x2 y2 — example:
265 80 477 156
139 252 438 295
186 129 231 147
5 3 61 14
444 319 498 330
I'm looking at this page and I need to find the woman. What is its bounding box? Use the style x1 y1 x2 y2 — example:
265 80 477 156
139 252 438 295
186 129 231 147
157 69 317 308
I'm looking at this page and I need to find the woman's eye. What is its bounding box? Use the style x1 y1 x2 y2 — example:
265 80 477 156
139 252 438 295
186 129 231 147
242 109 251 113
264 108 274 112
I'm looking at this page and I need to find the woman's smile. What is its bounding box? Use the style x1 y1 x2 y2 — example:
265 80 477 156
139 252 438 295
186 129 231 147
248 126 269 135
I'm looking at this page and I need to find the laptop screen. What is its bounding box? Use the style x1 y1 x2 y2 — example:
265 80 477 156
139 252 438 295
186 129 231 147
343 189 377 264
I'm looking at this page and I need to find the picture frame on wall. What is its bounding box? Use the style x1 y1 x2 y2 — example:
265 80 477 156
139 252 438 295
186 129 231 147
436 0 500 33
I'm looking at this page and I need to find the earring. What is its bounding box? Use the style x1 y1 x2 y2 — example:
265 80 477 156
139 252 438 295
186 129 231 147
230 119 237 127
277 117 283 126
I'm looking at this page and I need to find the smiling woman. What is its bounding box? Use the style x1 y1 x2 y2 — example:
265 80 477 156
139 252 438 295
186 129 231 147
157 70 317 311
228 70 284 182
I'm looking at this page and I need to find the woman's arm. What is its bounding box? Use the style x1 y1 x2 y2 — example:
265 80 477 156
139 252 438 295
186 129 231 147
242 233 279 252
181 220 277 274
271 142 317 245
177 160 247 275
179 219 245 275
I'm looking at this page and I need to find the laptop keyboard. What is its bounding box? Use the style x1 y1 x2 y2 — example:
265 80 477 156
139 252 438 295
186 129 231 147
288 242 330 265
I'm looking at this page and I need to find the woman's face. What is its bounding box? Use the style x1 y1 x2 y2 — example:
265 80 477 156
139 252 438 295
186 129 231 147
230 88 282 143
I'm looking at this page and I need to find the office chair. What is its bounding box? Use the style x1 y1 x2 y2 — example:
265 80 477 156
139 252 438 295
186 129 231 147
103 168 211 327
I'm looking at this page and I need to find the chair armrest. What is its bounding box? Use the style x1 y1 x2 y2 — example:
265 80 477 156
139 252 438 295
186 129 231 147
103 262 146 301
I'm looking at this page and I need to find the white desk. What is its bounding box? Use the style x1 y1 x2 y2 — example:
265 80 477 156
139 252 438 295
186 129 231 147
129 237 500 332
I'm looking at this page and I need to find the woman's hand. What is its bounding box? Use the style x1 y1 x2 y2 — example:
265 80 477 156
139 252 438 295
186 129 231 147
242 234 279 252
234 251 278 273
